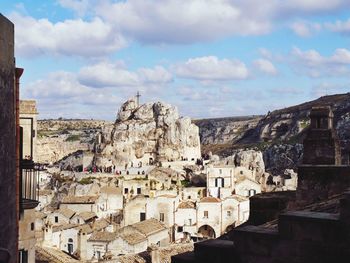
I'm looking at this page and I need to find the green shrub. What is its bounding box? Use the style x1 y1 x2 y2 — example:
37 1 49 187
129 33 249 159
66 134 81 142
79 176 95 185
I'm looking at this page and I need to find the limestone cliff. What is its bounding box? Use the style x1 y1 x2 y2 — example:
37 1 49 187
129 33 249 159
199 93 350 176
95 98 201 166
194 116 262 145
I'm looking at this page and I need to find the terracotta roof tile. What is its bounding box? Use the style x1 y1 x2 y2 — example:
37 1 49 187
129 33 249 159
132 218 166 236
199 197 221 203
178 201 196 209
88 231 118 242
61 195 98 204
77 211 97 221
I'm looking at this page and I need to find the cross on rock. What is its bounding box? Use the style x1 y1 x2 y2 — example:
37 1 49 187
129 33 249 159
136 91 141 107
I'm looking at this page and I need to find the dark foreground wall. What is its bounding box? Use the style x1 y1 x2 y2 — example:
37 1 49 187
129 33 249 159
297 165 350 206
0 14 17 263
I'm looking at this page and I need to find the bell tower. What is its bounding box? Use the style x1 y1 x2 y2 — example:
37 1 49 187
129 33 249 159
302 106 341 165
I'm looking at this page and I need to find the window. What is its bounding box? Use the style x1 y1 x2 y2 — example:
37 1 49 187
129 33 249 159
160 213 165 222
137 187 141 194
77 219 80 224
215 178 224 187
177 226 183 232
124 188 129 194
227 211 231 217
55 216 58 223
249 189 256 196
19 250 28 263
219 169 222 174
240 170 243 175
140 212 146 221
204 211 208 218
30 222 34 231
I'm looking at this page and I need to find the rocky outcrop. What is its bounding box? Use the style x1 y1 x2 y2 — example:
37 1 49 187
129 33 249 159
263 144 303 176
95 98 201 167
238 93 350 147
194 116 262 145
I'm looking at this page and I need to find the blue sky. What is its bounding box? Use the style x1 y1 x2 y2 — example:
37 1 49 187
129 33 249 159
1 0 350 120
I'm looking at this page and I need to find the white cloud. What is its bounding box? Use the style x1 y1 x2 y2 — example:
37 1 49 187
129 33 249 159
325 19 350 35
22 71 125 119
176 56 249 81
291 47 350 77
57 0 91 16
253 59 278 75
21 61 173 119
311 82 348 97
95 0 272 44
78 61 173 88
10 12 126 57
92 0 350 44
9 0 350 59
78 61 139 87
138 66 173 84
281 0 349 14
290 21 321 37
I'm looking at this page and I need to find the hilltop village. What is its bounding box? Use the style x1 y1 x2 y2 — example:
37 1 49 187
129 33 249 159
17 95 298 263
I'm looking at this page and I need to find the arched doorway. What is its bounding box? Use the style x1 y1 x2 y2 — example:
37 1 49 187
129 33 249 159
67 238 74 254
182 231 191 242
198 225 216 239
225 223 235 233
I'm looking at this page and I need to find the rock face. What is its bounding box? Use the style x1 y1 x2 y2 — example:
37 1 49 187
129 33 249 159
95 98 201 166
194 116 262 145
263 144 303 176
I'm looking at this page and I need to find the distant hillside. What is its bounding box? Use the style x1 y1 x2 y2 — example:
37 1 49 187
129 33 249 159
37 119 112 164
193 116 262 145
197 93 350 157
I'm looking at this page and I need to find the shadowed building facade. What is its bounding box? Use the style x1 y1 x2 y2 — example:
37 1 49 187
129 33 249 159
0 14 39 263
0 14 18 263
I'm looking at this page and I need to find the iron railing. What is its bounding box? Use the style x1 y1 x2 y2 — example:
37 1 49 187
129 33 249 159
20 160 39 210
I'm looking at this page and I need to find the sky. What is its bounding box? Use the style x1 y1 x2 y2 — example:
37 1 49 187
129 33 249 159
1 0 350 120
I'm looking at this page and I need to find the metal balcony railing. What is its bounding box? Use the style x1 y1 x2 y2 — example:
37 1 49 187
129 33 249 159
20 160 40 210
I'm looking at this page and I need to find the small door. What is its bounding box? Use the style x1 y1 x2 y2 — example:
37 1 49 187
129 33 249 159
140 212 146 221
68 238 74 254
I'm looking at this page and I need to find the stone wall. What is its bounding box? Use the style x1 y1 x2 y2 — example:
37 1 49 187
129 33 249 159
297 165 350 206
249 191 296 225
0 14 17 263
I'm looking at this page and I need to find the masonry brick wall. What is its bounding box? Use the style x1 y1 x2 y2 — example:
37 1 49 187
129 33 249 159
0 14 17 263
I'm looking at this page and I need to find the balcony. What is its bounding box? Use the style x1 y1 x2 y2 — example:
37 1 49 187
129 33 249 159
20 160 40 210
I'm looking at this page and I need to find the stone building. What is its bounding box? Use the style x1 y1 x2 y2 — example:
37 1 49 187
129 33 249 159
0 14 41 263
60 195 99 214
174 195 249 242
0 14 18 263
19 100 38 162
303 106 341 165
206 165 261 199
86 218 169 261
